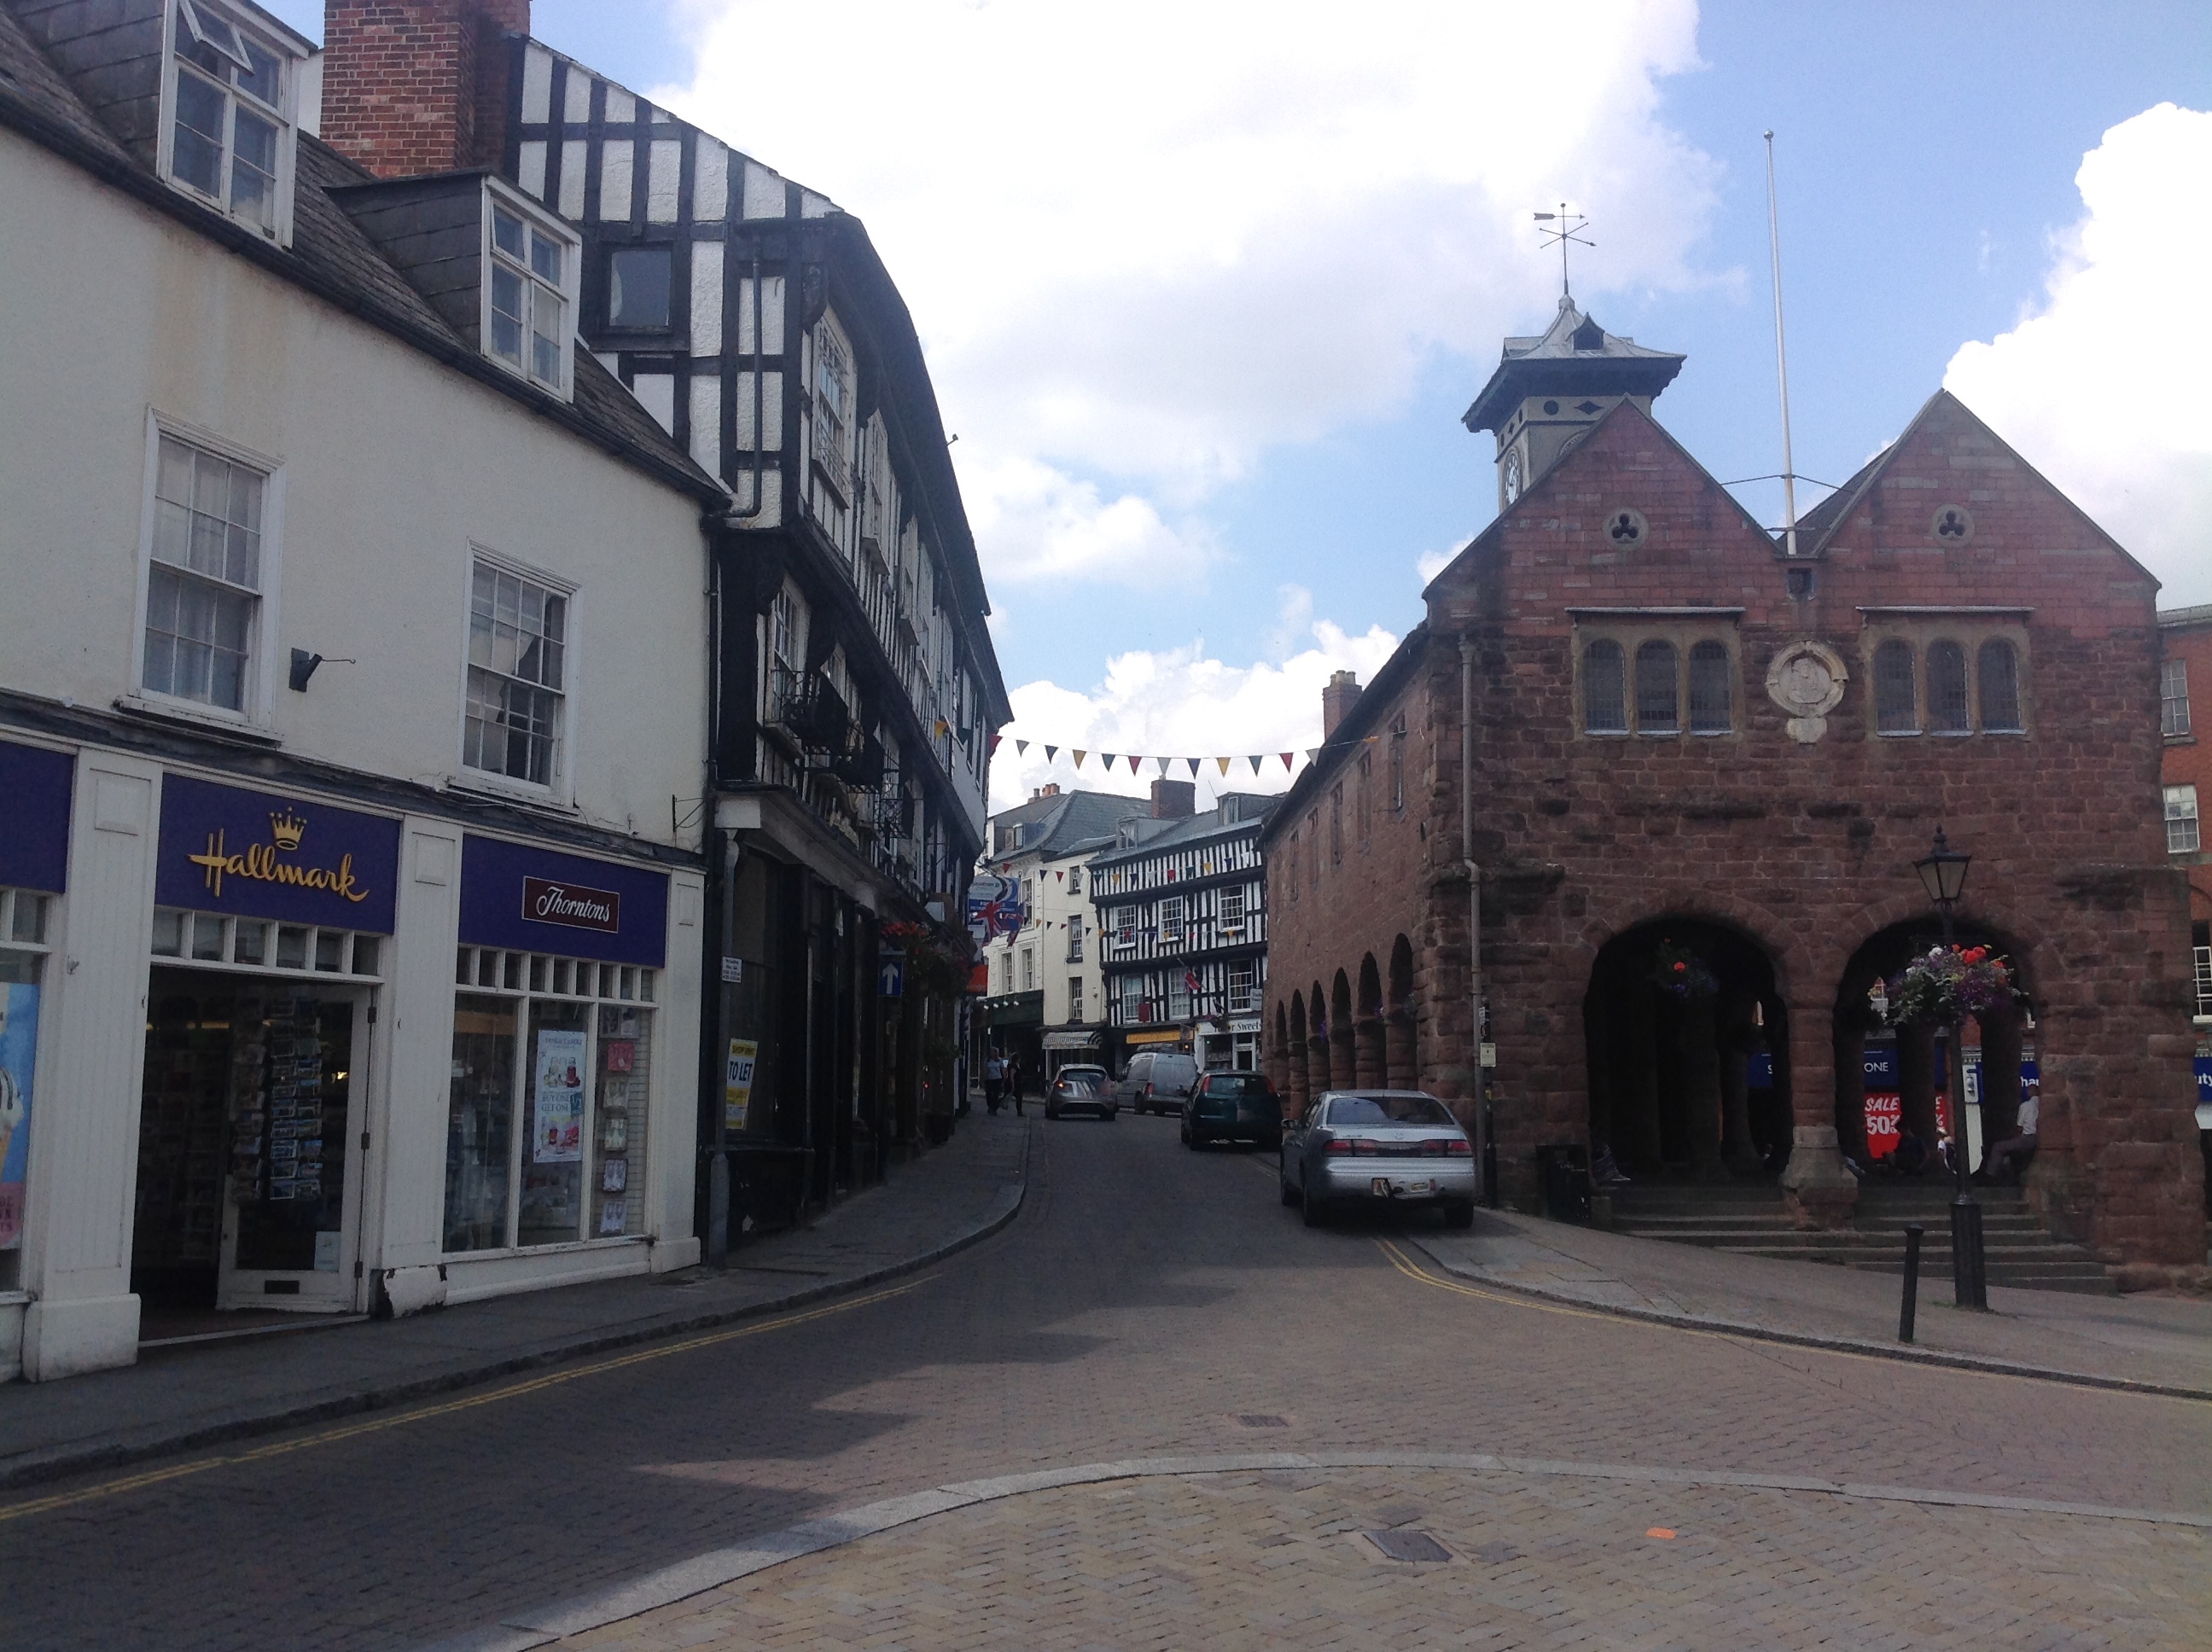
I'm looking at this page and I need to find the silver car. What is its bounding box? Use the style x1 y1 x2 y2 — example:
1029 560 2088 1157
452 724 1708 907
1279 1091 1477 1228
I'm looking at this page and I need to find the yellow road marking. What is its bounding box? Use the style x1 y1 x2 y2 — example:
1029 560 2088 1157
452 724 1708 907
0 1272 936 1526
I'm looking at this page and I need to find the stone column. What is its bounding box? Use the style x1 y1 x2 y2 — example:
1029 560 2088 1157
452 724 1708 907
1354 1016 1387 1087
1385 1009 1417 1090
1331 1023 1357 1090
1779 989 1855 1227
1680 991 1728 1181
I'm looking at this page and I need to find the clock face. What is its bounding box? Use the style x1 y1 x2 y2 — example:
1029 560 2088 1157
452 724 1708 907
1504 450 1523 503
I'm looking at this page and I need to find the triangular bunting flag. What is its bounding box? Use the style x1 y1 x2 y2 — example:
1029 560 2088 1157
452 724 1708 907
934 718 949 738
1102 753 1117 769
1306 747 1322 760
988 733 1003 756
1279 752 1295 771
1016 739 1028 755
1073 749 1086 766
1217 757 1232 776
1185 758 1201 777
1249 756 1264 774
1045 746 1058 761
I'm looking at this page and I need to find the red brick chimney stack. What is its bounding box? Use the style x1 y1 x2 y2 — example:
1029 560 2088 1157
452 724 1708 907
1321 670 1363 741
320 0 532 178
1150 780 1195 819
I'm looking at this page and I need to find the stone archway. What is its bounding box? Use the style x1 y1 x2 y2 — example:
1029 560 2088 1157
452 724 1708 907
1386 935 1417 1088
1306 983 1330 1099
1355 954 1386 1086
1330 970 1355 1089
1583 916 1790 1181
1832 918 2035 1175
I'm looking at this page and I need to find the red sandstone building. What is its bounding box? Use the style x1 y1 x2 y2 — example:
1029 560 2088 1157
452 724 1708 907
1262 300 2203 1280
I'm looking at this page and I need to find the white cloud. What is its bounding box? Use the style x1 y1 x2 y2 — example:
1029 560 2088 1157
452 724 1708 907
658 0 1720 587
988 613 1402 812
1944 104 2212 601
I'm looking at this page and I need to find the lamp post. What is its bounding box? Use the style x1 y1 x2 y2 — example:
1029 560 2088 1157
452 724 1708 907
1913 826 1987 1310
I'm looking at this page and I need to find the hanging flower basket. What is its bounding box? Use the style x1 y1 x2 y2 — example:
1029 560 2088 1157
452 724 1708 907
1648 940 1718 1002
881 920 974 998
1882 945 2021 1027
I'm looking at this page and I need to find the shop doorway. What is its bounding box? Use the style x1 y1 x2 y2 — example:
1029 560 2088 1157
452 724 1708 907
132 969 368 1328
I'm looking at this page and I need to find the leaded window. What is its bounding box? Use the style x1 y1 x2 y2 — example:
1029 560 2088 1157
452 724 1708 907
1929 641 1970 732
1687 641 1732 734
1978 640 2023 733
1583 641 1627 734
1874 640 1918 734
1634 641 1679 733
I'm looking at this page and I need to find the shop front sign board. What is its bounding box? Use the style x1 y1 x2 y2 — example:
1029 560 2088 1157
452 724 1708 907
459 836 668 966
0 741 73 894
157 774 401 933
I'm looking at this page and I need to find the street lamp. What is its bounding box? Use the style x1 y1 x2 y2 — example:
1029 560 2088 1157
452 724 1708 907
1913 826 1988 1310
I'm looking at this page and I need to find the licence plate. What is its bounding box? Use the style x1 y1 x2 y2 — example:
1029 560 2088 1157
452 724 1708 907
1394 1178 1432 1195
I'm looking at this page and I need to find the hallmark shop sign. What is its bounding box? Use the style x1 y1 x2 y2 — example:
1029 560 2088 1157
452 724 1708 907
156 776 400 934
459 835 667 967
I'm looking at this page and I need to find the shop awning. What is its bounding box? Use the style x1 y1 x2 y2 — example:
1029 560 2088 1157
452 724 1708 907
1041 1030 1099 1050
1125 1028 1184 1047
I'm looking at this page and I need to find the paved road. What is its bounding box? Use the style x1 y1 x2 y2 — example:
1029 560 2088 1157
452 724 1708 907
3 1109 2208 1649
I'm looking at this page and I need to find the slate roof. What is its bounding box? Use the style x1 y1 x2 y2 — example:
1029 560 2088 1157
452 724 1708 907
987 789 1151 863
0 3 722 501
1086 797 1278 871
1462 298 1686 433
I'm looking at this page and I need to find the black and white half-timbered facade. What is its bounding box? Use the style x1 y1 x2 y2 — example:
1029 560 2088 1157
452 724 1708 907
1088 793 1278 1075
320 2 1011 1220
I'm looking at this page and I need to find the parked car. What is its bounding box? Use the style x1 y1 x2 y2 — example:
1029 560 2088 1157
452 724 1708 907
1279 1091 1476 1228
1115 1050 1201 1116
1181 1072 1284 1150
1045 1063 1117 1121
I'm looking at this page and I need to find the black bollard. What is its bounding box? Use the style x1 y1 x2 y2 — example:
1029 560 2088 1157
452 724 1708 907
1899 1222 1924 1343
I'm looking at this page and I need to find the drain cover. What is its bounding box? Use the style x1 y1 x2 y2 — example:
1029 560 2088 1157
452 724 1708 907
1367 1529 1452 1563
1235 1414 1290 1428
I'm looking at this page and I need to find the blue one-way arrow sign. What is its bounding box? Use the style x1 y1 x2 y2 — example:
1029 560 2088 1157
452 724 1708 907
878 951 905 998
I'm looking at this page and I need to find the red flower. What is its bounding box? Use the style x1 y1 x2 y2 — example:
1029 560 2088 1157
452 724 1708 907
1673 962 1687 974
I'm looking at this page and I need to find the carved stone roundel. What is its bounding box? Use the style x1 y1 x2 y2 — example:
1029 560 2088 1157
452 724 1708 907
1767 640 1848 718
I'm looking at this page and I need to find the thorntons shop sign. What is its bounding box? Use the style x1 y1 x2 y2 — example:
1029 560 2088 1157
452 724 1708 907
522 875 620 934
459 836 668 968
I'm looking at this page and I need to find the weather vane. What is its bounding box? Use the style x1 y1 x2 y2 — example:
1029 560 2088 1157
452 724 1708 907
1533 204 1592 300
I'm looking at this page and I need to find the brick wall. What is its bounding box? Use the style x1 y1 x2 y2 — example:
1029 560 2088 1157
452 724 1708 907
1272 389 2202 1271
319 0 529 178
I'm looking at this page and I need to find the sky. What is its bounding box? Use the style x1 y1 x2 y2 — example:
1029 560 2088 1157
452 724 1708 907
269 1 2212 814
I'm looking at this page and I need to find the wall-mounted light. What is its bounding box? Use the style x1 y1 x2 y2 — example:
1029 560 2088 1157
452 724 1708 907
289 649 357 692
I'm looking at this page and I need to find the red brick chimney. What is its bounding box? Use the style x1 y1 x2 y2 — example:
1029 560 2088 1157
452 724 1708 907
320 0 531 178
1150 779 1195 819
1321 670 1363 741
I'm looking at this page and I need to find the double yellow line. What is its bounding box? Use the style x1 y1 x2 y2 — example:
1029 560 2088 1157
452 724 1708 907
1372 1235 1613 1323
0 1272 936 1527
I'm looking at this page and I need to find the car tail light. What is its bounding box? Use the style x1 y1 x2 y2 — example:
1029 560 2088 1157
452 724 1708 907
1145 1084 1154 1097
1444 1138 1472 1156
1325 1137 1385 1155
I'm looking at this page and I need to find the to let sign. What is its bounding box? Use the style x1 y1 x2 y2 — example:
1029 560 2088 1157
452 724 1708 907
521 875 620 934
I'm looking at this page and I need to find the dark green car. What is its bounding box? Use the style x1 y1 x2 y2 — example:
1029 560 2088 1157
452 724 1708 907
1180 1072 1284 1150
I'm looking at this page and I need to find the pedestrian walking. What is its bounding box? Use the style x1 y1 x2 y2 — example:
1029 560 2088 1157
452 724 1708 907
984 1051 1004 1114
1010 1056 1026 1117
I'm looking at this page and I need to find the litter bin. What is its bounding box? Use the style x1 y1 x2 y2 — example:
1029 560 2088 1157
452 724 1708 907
1537 1143 1592 1224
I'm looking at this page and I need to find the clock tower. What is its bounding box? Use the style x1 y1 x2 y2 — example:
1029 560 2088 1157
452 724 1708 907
1463 298 1685 515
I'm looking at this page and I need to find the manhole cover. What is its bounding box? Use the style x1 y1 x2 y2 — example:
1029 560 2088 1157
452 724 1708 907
1235 1414 1290 1428
1367 1529 1452 1563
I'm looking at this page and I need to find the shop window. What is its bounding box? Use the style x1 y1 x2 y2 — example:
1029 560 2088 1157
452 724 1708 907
464 559 569 788
1583 641 1627 734
1634 641 1679 733
1874 640 1918 734
2165 784 2200 856
1687 641 1732 735
143 433 268 715
2162 659 2191 738
607 246 672 329
485 183 578 396
164 0 298 242
151 907 384 978
1929 641 1970 733
0 887 53 1281
1981 641 2024 733
444 947 655 1253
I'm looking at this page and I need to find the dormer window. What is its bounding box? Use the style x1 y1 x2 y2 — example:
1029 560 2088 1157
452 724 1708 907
484 183 579 398
163 0 298 242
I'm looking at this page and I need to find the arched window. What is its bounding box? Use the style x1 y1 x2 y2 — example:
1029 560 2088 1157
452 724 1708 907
1688 641 1732 734
1874 640 1918 734
1979 639 2023 731
1928 641 1970 732
1635 640 1679 733
1583 640 1627 734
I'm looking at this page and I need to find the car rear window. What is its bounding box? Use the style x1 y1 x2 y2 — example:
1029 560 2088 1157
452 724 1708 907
1324 1094 1457 1127
1055 1068 1107 1093
1151 1057 1198 1085
1205 1074 1275 1097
